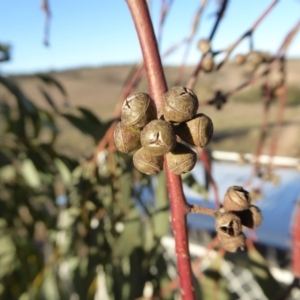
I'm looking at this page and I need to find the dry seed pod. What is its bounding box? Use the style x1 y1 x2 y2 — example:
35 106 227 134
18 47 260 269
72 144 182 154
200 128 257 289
202 55 214 73
218 232 246 253
165 142 197 175
133 147 163 175
234 205 263 229
261 51 272 63
233 54 247 65
223 186 251 212
175 113 213 147
121 92 157 128
269 70 284 89
249 51 263 66
197 39 211 54
244 61 258 74
114 121 141 153
141 119 176 156
163 86 199 123
216 212 242 237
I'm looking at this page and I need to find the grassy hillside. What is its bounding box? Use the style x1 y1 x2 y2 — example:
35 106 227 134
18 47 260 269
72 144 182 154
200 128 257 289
2 60 300 158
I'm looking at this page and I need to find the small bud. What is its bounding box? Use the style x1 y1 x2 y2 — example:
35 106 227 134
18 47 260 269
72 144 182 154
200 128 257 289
165 142 197 175
163 86 199 123
121 92 157 128
197 39 211 54
133 147 164 175
114 122 141 153
234 205 263 229
141 119 176 156
175 113 213 147
202 55 214 73
233 54 247 65
223 186 251 212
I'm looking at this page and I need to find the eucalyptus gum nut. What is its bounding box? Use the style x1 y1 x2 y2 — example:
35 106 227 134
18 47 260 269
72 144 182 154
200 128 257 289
121 92 157 128
202 55 214 73
197 39 211 55
233 54 247 65
218 233 246 252
133 147 163 175
234 205 263 229
249 51 263 65
175 113 213 147
114 121 141 153
165 143 197 175
141 119 176 156
269 70 284 88
215 212 242 237
163 86 199 123
223 186 251 212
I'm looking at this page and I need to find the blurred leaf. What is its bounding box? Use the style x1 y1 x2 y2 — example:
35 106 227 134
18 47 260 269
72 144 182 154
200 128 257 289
54 158 71 185
39 87 58 112
21 158 41 188
0 75 36 114
182 172 208 196
0 165 16 182
36 73 68 98
78 106 102 126
201 254 231 300
153 171 170 238
248 246 281 299
113 208 142 258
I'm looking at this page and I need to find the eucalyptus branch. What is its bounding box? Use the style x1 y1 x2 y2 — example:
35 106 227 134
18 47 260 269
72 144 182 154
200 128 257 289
126 0 195 298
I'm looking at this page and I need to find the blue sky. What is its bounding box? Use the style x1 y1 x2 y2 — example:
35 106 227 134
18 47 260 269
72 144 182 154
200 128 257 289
0 0 299 74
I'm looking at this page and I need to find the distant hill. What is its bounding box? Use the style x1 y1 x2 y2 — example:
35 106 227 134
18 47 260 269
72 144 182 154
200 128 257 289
2 60 300 158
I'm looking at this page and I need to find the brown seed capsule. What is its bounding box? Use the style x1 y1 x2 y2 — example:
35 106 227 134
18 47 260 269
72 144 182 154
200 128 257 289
249 51 263 66
197 39 211 54
223 186 251 212
202 55 214 73
234 205 263 229
114 121 141 153
261 51 272 63
165 142 197 175
218 232 246 253
269 70 284 89
121 92 157 128
244 61 258 74
141 119 176 156
133 147 163 175
233 54 247 65
216 212 242 237
163 86 199 123
175 113 213 147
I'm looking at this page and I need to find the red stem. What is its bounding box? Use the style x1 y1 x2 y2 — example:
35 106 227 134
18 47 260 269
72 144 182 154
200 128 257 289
126 1 195 299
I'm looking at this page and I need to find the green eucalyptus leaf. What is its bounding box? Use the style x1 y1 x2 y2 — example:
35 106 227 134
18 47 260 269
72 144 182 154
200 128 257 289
248 246 281 299
0 75 36 114
39 87 58 112
36 73 68 98
54 158 71 185
153 171 170 238
201 254 231 300
21 158 41 188
182 172 208 196
78 107 102 126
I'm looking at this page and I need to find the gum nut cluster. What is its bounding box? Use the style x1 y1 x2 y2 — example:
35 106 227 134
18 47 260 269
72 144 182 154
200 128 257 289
114 87 214 176
216 186 263 252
